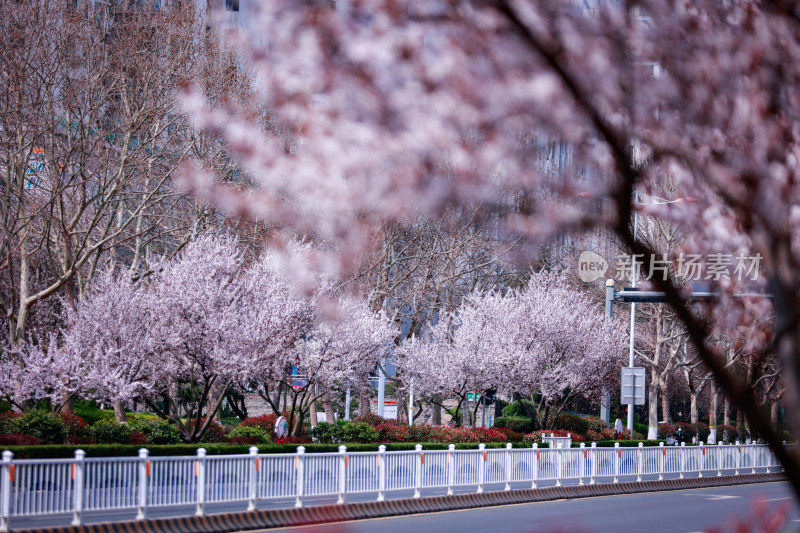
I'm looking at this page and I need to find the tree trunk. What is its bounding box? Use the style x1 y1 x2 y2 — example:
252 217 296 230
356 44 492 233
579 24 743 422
708 385 719 443
113 400 127 423
309 396 318 428
431 398 442 425
209 382 224 423
322 390 335 423
396 390 409 423
659 373 672 424
461 396 472 427
724 396 731 426
358 388 371 416
647 366 659 439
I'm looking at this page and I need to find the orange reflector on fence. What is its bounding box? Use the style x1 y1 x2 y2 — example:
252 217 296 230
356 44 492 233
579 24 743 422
583 449 587 459
536 450 539 460
738 446 741 453
345 456 348 468
9 465 14 483
294 456 299 469
421 453 424 464
255 458 260 472
618 450 621 458
71 464 76 480
483 451 487 462
447 453 451 463
702 448 705 455
146 461 151 477
194 462 199 477
663 448 666 456
377 455 381 465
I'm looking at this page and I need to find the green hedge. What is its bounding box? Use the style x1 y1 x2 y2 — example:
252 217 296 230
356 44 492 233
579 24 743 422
494 416 535 433
2 441 545 459
4 439 698 458
588 440 665 447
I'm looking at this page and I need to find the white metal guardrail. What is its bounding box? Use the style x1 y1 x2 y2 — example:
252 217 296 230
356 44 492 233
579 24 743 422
0 441 780 531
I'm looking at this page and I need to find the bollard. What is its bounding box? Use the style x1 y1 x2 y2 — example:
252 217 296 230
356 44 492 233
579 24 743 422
531 443 538 489
447 444 455 495
556 443 562 487
72 450 86 525
658 442 664 481
613 443 619 484
717 442 723 477
504 443 512 491
0 451 13 532
137 448 149 519
195 448 206 517
295 446 305 508
377 445 386 501
248 447 259 511
579 443 585 485
414 444 423 498
699 442 704 478
590 443 597 485
477 443 486 493
637 443 643 482
337 445 347 504
735 441 740 475
679 442 685 479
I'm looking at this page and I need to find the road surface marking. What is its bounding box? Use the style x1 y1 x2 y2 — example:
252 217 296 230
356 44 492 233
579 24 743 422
684 494 739 501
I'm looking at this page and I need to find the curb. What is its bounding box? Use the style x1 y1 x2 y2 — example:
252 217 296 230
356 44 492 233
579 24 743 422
11 472 787 533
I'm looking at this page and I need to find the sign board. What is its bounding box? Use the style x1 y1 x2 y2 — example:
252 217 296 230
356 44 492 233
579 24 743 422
274 416 289 440
26 147 45 189
372 399 397 420
621 367 646 405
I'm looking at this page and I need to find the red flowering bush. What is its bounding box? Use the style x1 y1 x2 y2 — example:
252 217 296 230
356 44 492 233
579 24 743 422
353 413 387 427
240 413 306 440
694 422 710 442
0 433 41 445
616 429 645 440
469 427 509 443
492 426 524 441
716 424 739 442
184 419 225 443
130 430 150 445
0 412 22 433
523 429 573 443
674 422 697 440
226 436 261 445
376 423 411 442
587 428 616 441
657 424 675 439
60 412 89 441
284 436 312 444
582 416 609 433
239 414 279 434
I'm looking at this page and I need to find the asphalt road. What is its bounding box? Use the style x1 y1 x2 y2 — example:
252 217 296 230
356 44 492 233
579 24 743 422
8 474 792 532
254 482 800 533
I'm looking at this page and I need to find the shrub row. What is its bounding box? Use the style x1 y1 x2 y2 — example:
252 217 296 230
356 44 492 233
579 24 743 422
0 409 311 446
1 441 544 459
310 416 509 444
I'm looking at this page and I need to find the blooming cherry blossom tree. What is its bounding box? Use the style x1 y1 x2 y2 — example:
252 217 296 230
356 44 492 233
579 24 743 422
402 272 623 428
